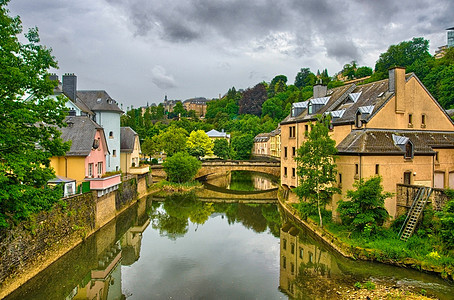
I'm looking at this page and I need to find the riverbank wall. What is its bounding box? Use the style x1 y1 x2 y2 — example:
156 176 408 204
0 173 151 299
277 187 454 281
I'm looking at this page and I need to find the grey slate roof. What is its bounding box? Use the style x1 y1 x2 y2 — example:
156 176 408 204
120 127 138 152
59 116 107 156
337 129 454 155
77 90 123 113
206 129 230 139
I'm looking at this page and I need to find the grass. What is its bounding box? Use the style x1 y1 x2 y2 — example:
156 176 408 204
150 180 203 195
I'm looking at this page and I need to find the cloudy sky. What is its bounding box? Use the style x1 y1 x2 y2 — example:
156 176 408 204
7 0 454 108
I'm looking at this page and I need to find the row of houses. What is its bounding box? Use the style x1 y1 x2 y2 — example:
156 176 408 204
39 74 148 197
253 67 454 219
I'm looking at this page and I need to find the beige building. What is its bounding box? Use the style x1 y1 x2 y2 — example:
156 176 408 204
120 127 141 174
183 97 208 117
252 127 281 159
280 67 454 218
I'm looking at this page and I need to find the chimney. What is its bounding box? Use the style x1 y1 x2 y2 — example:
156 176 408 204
389 67 406 113
313 82 327 98
48 73 58 82
62 73 77 101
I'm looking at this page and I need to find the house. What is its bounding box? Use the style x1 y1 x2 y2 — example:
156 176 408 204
252 127 281 158
280 67 454 219
183 97 208 117
253 133 271 156
120 127 148 175
206 129 230 142
50 116 121 196
59 74 124 173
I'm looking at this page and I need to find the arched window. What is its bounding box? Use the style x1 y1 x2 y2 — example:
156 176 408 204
109 131 114 139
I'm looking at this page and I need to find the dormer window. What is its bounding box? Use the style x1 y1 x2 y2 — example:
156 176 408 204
355 111 362 128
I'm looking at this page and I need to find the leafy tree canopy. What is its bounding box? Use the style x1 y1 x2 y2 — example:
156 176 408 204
0 1 70 227
294 68 316 89
186 130 214 157
162 152 201 183
337 176 391 236
213 138 230 160
294 115 340 227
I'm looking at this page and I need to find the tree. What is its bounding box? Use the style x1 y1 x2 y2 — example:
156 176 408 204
156 126 187 156
374 37 432 79
141 136 160 159
231 134 254 160
294 116 340 227
294 68 316 88
186 130 214 157
355 66 373 78
162 152 201 183
337 176 391 235
342 61 357 80
239 83 267 116
0 1 71 227
213 139 230 159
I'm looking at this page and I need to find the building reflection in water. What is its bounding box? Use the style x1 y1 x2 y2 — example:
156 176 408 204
205 170 278 191
279 221 343 299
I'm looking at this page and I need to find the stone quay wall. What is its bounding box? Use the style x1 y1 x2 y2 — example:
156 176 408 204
0 172 151 299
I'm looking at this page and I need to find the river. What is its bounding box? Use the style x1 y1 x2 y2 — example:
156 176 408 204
5 171 454 299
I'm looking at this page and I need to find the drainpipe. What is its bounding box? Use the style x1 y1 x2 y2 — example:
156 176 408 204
64 157 68 177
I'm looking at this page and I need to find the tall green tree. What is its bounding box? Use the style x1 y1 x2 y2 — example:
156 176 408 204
186 130 214 157
156 126 187 156
294 68 316 88
337 176 391 236
231 134 254 160
0 1 70 227
374 37 432 79
213 139 230 159
294 116 340 227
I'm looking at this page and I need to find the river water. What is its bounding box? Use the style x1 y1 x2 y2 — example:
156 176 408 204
5 171 454 299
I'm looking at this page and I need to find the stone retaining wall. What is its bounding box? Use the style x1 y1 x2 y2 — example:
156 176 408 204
0 173 150 299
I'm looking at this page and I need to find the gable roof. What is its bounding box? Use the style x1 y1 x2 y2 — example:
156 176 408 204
206 129 230 138
77 90 123 113
59 116 108 156
337 129 454 155
120 127 138 152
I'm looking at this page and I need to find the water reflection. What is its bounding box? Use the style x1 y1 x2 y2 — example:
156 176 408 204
278 214 454 300
205 170 278 191
6 194 282 300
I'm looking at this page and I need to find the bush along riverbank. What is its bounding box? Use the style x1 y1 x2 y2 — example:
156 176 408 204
278 184 454 281
149 180 203 196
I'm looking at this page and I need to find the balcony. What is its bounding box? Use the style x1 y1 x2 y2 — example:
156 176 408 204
128 165 150 175
86 174 121 197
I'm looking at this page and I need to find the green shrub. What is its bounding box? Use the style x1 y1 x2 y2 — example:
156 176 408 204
162 152 201 183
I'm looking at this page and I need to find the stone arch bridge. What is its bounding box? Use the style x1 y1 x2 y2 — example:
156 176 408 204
150 160 281 180
196 160 280 179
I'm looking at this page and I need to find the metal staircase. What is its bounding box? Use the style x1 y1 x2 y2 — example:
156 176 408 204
398 186 432 241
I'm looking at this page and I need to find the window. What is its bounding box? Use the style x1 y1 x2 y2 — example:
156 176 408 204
88 163 94 177
305 124 309 133
289 126 296 138
283 239 287 250
309 252 313 263
339 173 342 184
109 131 114 139
97 162 103 176
355 111 362 128
405 142 413 159
284 167 287 177
435 151 439 162
408 114 413 125
283 256 286 269
292 168 296 178
421 114 426 127
299 248 303 259
355 164 359 175
375 164 379 175
284 147 288 158
93 138 100 149
291 243 295 254
404 171 411 185
290 263 295 274
112 150 117 157
292 147 296 157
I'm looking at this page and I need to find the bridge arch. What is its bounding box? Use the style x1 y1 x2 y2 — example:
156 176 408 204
196 160 280 179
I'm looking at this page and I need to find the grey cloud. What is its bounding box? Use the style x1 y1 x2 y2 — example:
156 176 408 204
151 66 177 89
325 38 361 62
